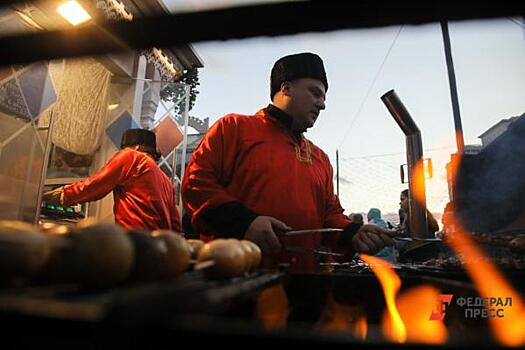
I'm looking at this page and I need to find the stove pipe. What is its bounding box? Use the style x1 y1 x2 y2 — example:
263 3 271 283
381 89 431 238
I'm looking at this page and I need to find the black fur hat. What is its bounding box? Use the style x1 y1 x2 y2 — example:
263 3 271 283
121 129 157 150
270 52 328 99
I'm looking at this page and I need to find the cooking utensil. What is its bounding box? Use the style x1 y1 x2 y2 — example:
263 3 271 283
396 238 448 263
394 237 442 242
281 228 344 236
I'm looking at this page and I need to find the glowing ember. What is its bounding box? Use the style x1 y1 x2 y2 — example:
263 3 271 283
360 254 406 343
255 284 289 331
315 293 367 340
354 316 368 340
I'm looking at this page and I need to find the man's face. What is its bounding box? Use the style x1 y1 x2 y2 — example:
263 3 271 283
286 78 326 132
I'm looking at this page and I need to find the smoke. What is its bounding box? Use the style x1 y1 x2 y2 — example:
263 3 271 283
455 113 525 233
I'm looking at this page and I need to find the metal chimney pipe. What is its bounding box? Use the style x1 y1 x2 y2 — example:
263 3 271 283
381 89 431 238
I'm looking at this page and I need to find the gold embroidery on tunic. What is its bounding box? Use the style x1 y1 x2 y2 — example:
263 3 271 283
295 140 312 164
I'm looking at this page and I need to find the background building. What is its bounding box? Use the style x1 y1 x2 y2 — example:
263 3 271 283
0 0 203 224
446 113 525 201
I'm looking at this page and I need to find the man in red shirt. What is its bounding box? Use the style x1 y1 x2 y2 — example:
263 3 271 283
43 129 181 231
182 53 394 270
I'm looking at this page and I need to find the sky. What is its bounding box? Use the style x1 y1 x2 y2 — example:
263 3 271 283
163 1 525 219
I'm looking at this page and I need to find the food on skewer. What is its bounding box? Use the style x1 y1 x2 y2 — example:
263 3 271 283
68 223 134 288
127 230 168 282
152 230 192 278
197 239 246 279
187 239 205 259
509 236 525 253
0 221 51 284
240 240 262 272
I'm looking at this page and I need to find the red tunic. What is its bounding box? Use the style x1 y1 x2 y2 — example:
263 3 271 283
182 109 351 270
62 147 181 231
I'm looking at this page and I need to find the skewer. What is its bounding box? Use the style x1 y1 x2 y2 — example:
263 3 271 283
193 260 216 271
281 228 343 236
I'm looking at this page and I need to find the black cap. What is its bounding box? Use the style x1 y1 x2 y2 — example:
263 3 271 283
120 129 157 150
270 52 328 99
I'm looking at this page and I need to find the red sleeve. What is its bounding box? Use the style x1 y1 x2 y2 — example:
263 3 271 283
181 115 242 232
62 149 134 206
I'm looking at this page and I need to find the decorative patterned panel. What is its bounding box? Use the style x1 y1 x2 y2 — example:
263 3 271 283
0 77 30 120
0 124 43 221
152 114 183 157
0 110 27 143
18 62 47 120
106 110 139 149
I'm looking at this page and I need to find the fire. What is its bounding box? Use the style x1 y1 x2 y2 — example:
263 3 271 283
445 220 525 347
383 285 448 344
445 151 525 346
411 158 427 205
354 316 368 340
255 284 289 331
316 293 367 340
360 254 406 343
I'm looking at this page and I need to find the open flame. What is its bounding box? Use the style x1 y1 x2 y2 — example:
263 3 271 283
360 254 407 343
255 284 289 331
444 150 525 346
411 158 427 205
362 255 448 344
445 219 525 346
384 285 448 344
316 293 367 340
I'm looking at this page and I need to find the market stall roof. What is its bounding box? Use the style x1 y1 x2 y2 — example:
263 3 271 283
0 0 204 69
122 0 203 69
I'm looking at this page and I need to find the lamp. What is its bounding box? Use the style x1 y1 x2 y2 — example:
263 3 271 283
57 0 91 26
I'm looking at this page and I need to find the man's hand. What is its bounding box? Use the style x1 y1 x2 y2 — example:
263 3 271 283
352 224 396 255
244 216 291 253
42 187 63 205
